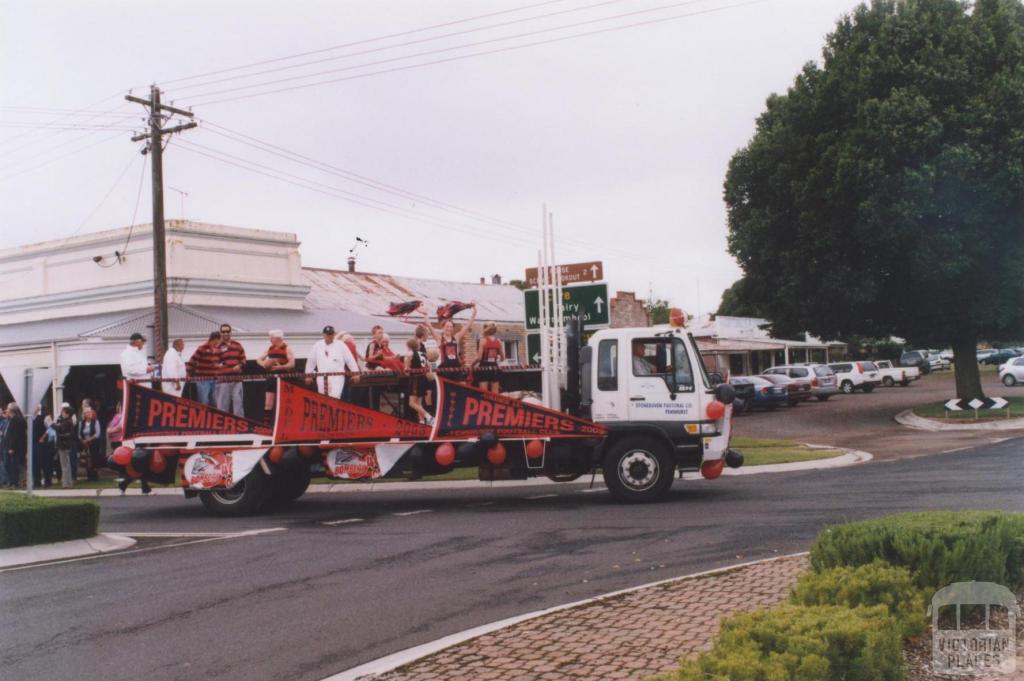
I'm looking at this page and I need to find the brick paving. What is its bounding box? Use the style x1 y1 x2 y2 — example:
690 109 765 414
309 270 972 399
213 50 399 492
367 555 808 681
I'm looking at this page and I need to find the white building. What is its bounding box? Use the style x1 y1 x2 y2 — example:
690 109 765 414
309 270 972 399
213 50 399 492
0 221 525 414
690 315 847 376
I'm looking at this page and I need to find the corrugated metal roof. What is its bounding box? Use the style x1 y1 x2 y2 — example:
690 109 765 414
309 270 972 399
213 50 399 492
0 310 131 346
302 267 524 324
82 306 224 339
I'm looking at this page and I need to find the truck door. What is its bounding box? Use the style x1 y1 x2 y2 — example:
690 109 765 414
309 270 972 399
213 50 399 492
625 337 698 425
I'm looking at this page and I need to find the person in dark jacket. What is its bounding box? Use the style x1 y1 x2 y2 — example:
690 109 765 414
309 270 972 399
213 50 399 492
3 403 27 489
32 405 53 488
78 407 102 482
53 406 76 488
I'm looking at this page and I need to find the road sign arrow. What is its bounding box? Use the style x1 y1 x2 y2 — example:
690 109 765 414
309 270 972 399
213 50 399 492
532 352 541 363
968 398 985 410
593 296 604 314
590 264 599 278
990 397 1008 409
944 399 963 411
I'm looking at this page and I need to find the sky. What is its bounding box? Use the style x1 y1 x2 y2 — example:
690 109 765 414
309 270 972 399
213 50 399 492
1 0 858 316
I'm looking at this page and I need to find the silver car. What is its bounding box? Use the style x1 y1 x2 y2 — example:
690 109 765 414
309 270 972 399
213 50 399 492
761 363 838 401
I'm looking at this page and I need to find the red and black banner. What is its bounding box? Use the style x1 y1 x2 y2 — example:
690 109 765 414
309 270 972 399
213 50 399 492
275 381 433 443
123 382 272 440
434 379 608 440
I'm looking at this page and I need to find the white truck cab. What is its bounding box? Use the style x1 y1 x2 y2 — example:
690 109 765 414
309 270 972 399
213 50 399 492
576 326 741 500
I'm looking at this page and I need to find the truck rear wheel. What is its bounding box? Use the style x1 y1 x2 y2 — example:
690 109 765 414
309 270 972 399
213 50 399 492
602 437 674 503
199 466 271 516
882 376 894 387
271 461 312 505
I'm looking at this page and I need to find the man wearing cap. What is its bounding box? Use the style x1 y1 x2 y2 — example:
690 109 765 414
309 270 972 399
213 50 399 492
305 325 360 400
120 333 153 382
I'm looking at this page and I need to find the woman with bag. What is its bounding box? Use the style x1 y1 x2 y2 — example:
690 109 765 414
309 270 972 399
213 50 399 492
78 407 102 482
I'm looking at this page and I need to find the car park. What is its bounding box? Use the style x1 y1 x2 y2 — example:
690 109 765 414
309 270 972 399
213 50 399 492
981 349 1021 366
827 361 882 393
729 376 789 412
900 350 932 375
873 360 920 386
998 356 1024 386
926 350 951 370
759 373 813 406
761 364 838 401
977 348 998 362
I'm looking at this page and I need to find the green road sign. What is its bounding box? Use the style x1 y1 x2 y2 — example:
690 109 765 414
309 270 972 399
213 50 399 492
524 283 609 330
527 333 541 365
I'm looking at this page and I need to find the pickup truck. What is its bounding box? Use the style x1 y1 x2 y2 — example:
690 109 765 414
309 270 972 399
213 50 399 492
113 323 743 515
874 360 920 387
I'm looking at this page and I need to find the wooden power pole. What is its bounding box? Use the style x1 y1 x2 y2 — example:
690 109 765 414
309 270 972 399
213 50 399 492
126 85 196 359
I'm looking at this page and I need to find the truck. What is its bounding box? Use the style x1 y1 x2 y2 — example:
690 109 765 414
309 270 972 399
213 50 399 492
873 360 920 387
112 323 743 515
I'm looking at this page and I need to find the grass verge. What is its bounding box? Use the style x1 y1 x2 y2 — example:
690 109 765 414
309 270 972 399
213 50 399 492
0 492 99 548
731 436 845 466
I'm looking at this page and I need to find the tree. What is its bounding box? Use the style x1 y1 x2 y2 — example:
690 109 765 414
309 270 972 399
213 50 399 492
507 279 529 291
716 276 765 318
724 0 1024 400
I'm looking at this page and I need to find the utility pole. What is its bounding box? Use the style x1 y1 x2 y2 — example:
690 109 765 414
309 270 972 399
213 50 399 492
125 85 196 359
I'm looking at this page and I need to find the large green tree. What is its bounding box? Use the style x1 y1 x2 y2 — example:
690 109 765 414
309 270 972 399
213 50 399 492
724 0 1024 400
716 276 765 318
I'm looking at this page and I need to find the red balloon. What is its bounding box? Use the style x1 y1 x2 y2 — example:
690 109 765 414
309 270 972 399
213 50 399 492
125 462 142 479
267 446 286 464
526 440 544 460
298 446 318 458
487 442 507 466
149 451 167 473
701 458 725 480
110 446 134 466
435 443 455 466
706 400 726 420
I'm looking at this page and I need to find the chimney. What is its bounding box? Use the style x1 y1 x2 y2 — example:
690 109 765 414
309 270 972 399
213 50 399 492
480 277 486 284
347 256 356 273
491 274 502 285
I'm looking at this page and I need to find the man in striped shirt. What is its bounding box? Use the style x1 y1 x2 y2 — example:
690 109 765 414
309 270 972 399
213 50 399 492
187 331 223 407
214 324 247 416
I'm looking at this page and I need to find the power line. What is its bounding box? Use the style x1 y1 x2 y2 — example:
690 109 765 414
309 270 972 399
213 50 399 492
70 152 141 237
0 91 128 149
160 0 575 86
173 0 633 94
122 154 149 257
187 0 755 105
0 130 125 183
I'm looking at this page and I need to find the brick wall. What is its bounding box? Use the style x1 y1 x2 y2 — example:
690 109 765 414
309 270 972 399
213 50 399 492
610 291 650 328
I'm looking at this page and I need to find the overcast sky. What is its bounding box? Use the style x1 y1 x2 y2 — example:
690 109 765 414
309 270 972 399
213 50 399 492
1 0 857 315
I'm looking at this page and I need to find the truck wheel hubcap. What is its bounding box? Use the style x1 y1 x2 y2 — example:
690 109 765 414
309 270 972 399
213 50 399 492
211 481 245 504
619 450 658 491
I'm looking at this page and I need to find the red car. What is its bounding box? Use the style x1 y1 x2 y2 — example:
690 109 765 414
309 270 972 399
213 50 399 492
760 374 813 406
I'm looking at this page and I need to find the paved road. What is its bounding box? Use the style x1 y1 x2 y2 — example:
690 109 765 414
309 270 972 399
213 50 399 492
733 369 1024 458
2 437 1022 681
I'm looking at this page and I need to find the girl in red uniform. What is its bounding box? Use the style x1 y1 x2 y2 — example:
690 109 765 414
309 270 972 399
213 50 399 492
404 337 434 425
425 303 476 382
473 323 504 393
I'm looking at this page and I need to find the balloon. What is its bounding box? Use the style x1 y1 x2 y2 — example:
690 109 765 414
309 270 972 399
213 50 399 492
701 459 724 480
486 442 507 466
267 446 286 464
435 443 455 467
125 462 142 479
298 446 318 458
110 446 133 467
526 440 544 460
706 400 726 420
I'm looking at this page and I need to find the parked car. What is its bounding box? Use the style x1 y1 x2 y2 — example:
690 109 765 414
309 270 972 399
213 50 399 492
762 364 838 401
729 376 790 412
938 349 954 361
899 350 932 375
977 348 998 362
1000 357 1024 386
760 373 813 406
827 361 882 393
873 360 920 387
981 349 1021 366
928 354 950 371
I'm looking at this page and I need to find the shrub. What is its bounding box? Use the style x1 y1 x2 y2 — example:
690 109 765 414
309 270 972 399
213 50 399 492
791 561 926 636
0 493 99 548
810 512 1024 596
658 604 904 681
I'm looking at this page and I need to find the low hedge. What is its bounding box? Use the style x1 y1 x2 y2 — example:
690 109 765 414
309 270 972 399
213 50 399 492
790 561 926 637
809 512 1024 595
0 493 99 548
659 604 905 681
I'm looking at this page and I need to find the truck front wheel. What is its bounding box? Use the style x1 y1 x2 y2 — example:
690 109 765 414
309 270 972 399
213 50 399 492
199 466 271 516
602 437 674 503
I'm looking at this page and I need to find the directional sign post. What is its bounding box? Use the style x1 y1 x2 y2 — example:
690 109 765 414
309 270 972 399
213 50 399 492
943 396 1010 419
524 282 609 331
525 261 603 289
527 333 541 366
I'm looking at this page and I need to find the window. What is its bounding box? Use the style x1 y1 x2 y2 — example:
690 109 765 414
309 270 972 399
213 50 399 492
672 339 695 391
789 368 809 378
504 340 519 364
631 340 667 377
813 367 833 377
597 339 618 391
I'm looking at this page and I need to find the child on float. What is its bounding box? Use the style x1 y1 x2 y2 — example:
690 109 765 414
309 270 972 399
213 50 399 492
473 322 504 394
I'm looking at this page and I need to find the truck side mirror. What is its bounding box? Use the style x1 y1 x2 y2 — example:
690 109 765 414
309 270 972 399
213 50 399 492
708 372 724 386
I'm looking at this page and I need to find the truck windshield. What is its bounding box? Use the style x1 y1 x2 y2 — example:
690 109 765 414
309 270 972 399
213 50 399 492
686 333 713 389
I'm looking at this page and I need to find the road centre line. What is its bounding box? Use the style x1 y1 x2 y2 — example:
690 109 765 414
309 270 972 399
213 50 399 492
527 494 558 500
322 518 365 526
0 528 286 573
393 509 433 516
